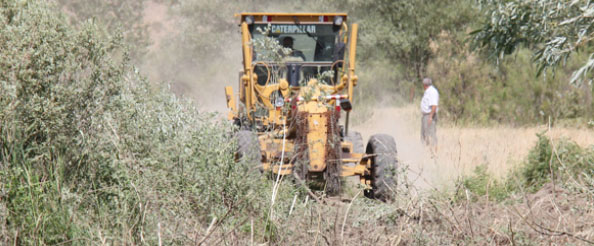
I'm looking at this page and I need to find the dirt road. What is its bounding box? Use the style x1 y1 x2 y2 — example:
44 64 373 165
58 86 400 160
353 105 594 191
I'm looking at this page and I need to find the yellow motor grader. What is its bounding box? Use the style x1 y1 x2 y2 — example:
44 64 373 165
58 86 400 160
224 13 397 200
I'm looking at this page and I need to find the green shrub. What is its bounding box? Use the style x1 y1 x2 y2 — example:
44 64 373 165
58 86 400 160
57 0 150 59
457 164 511 202
517 133 594 192
0 1 286 244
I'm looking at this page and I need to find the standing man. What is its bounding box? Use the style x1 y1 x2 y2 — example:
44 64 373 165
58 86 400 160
420 77 439 155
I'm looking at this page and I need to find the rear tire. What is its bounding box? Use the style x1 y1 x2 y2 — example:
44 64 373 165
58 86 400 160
344 131 364 153
365 134 398 201
236 130 262 172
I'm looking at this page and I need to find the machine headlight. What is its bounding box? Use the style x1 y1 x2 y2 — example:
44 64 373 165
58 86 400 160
333 16 343 26
275 96 284 109
245 15 255 25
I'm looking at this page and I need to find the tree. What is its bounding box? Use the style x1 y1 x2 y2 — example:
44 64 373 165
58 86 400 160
340 0 478 80
472 0 594 86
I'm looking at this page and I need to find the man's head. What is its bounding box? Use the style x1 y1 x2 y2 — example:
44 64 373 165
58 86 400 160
282 36 294 49
422 77 432 90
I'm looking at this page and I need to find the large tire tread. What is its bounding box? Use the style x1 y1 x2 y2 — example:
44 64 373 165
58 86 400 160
365 134 398 201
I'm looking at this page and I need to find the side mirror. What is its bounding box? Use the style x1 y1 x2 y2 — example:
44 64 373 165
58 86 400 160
339 98 352 111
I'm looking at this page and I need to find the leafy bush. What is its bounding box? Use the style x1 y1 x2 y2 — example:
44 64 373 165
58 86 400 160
0 1 284 244
334 0 593 126
57 0 150 59
518 133 594 192
471 0 594 85
457 164 510 202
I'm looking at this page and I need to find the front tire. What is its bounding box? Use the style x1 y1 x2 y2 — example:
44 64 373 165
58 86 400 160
365 134 398 201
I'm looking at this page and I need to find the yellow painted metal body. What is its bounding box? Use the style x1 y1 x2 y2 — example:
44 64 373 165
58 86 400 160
224 86 237 120
347 24 359 102
302 101 329 172
226 13 368 184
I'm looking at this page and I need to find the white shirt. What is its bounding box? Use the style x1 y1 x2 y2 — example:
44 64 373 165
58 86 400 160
420 85 439 114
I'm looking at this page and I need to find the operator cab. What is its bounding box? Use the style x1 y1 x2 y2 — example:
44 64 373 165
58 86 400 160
240 13 347 87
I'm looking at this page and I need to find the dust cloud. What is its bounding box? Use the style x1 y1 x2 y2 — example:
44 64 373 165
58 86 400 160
140 1 241 112
353 106 446 191
140 0 334 112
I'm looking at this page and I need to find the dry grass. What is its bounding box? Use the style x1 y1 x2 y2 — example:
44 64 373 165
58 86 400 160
353 105 594 190
193 169 594 245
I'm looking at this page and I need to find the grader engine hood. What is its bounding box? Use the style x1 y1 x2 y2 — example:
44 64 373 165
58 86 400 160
290 80 343 173
299 101 330 172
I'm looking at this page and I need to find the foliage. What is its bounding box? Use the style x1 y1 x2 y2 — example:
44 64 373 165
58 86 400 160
428 32 592 125
338 0 593 125
337 0 478 80
0 1 286 244
251 27 292 63
332 0 594 125
472 0 594 86
458 164 510 202
518 133 594 191
56 0 150 59
427 31 497 124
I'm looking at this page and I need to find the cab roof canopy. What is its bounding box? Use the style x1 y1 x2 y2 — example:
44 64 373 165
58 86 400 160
237 13 347 24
